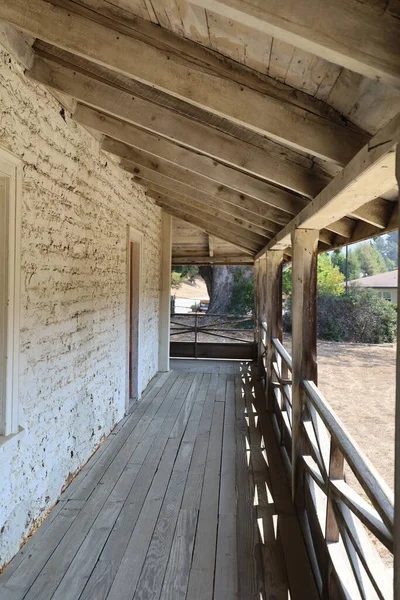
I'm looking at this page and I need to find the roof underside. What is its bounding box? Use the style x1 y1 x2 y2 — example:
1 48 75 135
0 0 399 264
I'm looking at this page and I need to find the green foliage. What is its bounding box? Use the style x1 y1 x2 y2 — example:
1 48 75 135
355 242 387 277
331 234 398 283
171 270 184 289
317 253 345 295
229 267 254 315
283 252 344 297
282 266 292 296
171 265 199 289
283 287 397 344
373 231 398 270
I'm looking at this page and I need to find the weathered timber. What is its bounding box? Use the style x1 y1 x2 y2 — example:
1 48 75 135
192 0 400 88
0 0 367 160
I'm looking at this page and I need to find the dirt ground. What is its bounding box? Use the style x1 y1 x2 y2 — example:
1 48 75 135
285 336 395 565
172 277 208 299
309 339 395 491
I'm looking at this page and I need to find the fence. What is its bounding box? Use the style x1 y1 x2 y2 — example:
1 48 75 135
170 313 257 359
258 319 394 599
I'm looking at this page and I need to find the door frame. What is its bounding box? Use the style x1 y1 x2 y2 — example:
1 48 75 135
0 148 21 437
126 226 143 410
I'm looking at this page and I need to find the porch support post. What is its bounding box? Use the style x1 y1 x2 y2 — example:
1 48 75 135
395 147 400 600
254 257 265 367
158 211 172 372
291 228 319 499
265 250 284 410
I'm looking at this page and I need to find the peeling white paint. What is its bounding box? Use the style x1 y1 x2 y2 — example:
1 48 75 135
0 49 162 567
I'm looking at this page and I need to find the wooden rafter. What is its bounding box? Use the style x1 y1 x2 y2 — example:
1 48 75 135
150 194 269 248
157 204 259 254
149 191 270 243
138 182 280 236
46 0 350 125
120 159 292 226
258 114 400 257
172 255 254 265
27 55 332 198
192 0 400 88
102 136 305 216
0 0 367 161
79 105 310 214
113 144 355 242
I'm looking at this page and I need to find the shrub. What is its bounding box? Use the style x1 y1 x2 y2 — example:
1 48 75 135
229 267 254 315
283 287 397 344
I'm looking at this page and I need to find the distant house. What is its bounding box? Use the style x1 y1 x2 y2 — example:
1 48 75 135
349 270 398 303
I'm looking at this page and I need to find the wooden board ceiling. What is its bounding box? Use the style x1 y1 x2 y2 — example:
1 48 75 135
0 0 399 264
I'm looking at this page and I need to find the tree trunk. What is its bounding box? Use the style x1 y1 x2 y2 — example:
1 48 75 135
199 265 237 314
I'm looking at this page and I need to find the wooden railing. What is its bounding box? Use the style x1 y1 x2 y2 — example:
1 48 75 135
258 320 394 599
170 313 256 359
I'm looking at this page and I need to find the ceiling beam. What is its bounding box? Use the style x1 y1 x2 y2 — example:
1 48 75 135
137 181 280 236
47 0 347 125
257 114 400 257
0 0 367 161
149 193 269 247
192 0 400 89
148 189 271 241
27 55 330 197
102 136 305 217
115 146 354 242
172 255 254 265
77 104 309 213
349 198 395 229
157 204 259 254
120 158 292 226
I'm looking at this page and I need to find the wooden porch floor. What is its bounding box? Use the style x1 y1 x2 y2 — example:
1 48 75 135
0 360 317 600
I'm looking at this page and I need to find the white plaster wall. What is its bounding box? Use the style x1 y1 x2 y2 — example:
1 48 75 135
0 49 162 567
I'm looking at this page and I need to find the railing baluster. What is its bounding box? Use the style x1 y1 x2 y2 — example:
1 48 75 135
325 439 344 543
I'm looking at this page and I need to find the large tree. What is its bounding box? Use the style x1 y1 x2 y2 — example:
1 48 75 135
373 232 398 270
199 265 253 314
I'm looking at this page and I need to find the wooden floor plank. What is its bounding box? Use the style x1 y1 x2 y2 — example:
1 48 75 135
160 508 198 600
0 501 85 600
214 374 238 599
106 438 182 600
0 362 319 600
133 441 194 600
243 366 289 599
19 374 190 600
235 365 266 599
79 374 196 600
62 370 179 501
185 400 225 600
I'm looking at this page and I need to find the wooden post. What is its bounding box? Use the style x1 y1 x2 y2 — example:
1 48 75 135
394 146 400 600
158 212 172 372
265 250 283 410
194 311 198 359
254 258 260 349
291 228 319 499
254 257 266 368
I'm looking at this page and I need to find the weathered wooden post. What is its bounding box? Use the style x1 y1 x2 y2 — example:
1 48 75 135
291 229 319 498
265 250 283 410
158 212 172 372
254 258 260 354
254 256 266 370
394 146 400 600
